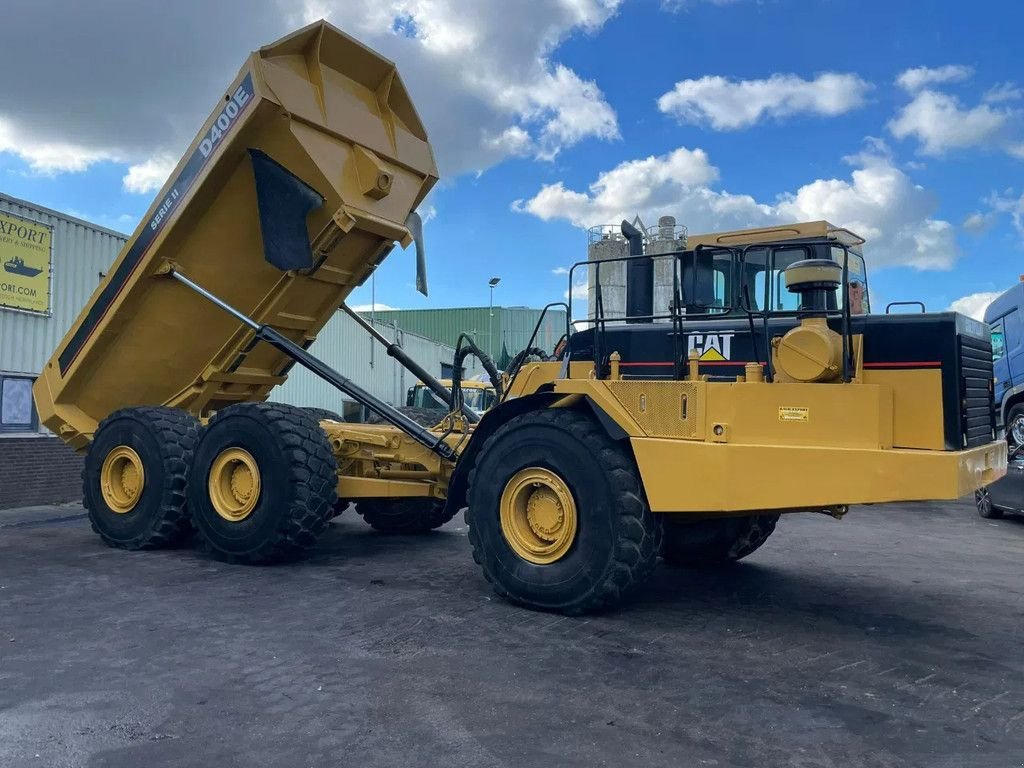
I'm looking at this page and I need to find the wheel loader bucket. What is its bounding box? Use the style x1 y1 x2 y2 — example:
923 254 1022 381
33 21 438 450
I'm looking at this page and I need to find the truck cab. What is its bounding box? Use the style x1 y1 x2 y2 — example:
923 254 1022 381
983 281 1024 442
407 379 497 414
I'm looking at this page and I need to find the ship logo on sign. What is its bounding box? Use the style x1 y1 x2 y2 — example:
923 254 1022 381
4 256 42 277
687 332 734 362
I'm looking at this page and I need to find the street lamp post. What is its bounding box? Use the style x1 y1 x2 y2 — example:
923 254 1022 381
488 277 501 361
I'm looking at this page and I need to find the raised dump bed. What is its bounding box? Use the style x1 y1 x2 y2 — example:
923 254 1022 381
34 20 437 450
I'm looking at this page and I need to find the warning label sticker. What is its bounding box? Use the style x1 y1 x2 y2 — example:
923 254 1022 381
778 407 809 422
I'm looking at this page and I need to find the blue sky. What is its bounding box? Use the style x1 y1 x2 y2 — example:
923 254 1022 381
2 0 1022 320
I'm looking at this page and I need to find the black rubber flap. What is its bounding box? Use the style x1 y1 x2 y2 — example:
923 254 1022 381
248 149 324 272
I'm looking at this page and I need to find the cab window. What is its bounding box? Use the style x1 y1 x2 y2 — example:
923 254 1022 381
754 247 811 311
1002 308 1021 356
991 320 1007 361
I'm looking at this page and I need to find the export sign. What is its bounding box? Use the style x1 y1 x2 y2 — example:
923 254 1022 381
0 211 52 315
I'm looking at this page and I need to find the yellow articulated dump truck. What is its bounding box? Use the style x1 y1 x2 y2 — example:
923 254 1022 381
35 21 1005 615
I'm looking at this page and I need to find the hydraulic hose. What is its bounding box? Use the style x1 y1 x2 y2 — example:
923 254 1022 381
450 334 504 413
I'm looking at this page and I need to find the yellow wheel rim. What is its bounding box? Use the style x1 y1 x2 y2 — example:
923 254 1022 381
208 448 261 522
100 445 146 514
499 467 578 564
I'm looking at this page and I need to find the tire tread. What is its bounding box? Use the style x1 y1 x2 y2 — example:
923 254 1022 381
84 406 199 550
196 402 337 564
466 408 661 614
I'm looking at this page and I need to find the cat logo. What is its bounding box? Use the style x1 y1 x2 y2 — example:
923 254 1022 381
687 332 734 362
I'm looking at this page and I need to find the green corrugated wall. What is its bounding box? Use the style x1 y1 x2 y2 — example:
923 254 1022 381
364 306 568 366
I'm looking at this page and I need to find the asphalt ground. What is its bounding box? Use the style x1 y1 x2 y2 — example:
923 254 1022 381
2 498 1024 768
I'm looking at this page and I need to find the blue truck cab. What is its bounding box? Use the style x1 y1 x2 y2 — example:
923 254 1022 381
985 281 1024 443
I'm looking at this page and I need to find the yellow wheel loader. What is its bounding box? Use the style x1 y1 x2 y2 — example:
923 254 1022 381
35 21 1005 614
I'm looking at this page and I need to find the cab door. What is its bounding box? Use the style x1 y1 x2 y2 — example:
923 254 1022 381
990 317 1011 410
1002 308 1024 390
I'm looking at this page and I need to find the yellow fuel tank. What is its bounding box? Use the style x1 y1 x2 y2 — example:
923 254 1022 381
34 21 437 450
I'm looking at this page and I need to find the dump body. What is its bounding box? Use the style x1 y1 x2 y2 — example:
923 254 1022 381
34 21 437 450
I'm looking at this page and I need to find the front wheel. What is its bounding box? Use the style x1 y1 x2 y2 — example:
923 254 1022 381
1008 404 1024 446
466 409 662 615
976 488 1003 519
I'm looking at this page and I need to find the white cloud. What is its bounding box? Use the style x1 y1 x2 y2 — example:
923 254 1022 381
888 90 1017 155
948 291 1001 321
895 64 973 93
296 0 622 172
657 73 871 130
122 155 176 194
514 141 958 271
661 0 746 10
351 303 401 312
963 211 997 235
0 118 120 175
0 1 623 182
513 146 728 227
564 280 588 301
552 266 570 275
987 190 1024 239
984 82 1024 104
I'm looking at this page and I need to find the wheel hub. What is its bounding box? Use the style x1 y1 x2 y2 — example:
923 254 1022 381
500 467 577 564
1011 417 1024 446
526 486 564 539
209 448 261 522
100 445 146 514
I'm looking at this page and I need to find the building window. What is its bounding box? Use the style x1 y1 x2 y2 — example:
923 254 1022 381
1 375 38 433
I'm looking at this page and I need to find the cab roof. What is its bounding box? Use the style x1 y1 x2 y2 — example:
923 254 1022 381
686 220 865 250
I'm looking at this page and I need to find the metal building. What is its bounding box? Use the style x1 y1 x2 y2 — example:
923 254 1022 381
0 193 456 507
0 193 127 435
269 312 457 418
367 305 568 367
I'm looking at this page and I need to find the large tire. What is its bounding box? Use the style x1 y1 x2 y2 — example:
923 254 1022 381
355 498 456 533
187 403 338 564
303 407 347 519
303 407 342 423
1007 404 1024 446
976 488 1003 519
83 407 199 550
661 514 778 567
466 409 662 615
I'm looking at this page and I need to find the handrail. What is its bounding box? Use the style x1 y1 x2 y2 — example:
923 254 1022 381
886 301 926 314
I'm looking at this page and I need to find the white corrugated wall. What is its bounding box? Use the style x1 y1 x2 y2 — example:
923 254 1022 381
269 312 457 412
0 193 458 415
0 194 128 376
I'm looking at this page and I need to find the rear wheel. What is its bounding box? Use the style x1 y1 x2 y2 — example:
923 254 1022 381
187 403 338 563
466 409 661 615
661 514 778 567
976 488 1003 519
83 407 199 550
355 498 455 533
